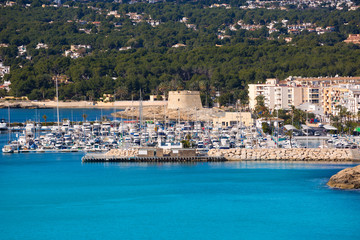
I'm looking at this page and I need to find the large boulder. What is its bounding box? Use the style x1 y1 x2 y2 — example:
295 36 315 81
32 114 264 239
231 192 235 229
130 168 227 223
327 165 360 189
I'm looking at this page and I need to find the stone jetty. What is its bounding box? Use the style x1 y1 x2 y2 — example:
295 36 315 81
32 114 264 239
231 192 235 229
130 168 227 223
105 148 139 157
105 148 173 157
103 148 359 162
208 148 358 162
327 165 360 189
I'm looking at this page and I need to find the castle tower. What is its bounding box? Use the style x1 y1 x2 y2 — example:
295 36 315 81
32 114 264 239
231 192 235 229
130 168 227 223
167 90 203 110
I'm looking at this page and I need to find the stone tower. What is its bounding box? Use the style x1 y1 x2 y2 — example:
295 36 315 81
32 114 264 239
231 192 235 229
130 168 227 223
167 91 203 110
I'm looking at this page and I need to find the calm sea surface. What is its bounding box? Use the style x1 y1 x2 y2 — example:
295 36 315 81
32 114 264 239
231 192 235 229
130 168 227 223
1 109 360 239
0 108 121 123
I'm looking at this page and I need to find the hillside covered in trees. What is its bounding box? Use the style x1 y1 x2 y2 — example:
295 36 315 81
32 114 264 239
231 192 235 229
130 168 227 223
1 0 360 105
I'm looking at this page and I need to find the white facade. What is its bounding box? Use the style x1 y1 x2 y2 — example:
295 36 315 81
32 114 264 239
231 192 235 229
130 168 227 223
0 62 10 78
248 79 277 110
249 78 303 111
335 85 360 115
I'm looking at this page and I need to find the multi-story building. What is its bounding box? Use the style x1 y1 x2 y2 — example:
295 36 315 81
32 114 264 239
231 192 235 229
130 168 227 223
323 85 360 116
287 76 360 87
248 76 360 115
248 79 276 110
249 78 303 110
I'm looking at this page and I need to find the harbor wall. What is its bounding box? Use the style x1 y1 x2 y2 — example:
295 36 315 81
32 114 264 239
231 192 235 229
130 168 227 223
208 148 359 162
103 148 360 162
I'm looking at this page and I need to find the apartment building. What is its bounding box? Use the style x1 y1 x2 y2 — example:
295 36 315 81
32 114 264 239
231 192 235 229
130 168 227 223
248 76 360 115
249 78 303 110
248 79 276 110
287 76 360 87
323 85 360 115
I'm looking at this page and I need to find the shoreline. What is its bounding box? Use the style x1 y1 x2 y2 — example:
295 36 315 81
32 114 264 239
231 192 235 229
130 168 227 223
0 100 167 109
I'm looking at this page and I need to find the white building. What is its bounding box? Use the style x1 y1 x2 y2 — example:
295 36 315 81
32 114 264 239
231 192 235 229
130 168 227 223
0 62 10 78
323 84 360 115
249 76 360 116
248 78 303 110
36 43 48 49
18 45 26 56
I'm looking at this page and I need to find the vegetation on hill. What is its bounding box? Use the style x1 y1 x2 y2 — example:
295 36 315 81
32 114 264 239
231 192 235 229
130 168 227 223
1 1 360 105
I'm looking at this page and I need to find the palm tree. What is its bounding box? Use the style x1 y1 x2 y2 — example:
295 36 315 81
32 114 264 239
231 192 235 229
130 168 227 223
42 114 47 125
82 114 87 122
254 95 269 118
336 105 348 135
285 130 293 148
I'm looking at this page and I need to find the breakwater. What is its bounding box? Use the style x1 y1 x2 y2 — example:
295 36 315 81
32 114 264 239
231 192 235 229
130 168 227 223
208 148 360 162
82 148 360 163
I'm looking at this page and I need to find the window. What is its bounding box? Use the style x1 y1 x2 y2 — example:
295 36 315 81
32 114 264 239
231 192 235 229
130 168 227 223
230 121 237 126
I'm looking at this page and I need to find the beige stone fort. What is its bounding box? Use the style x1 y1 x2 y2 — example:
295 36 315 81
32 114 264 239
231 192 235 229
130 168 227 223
167 90 203 110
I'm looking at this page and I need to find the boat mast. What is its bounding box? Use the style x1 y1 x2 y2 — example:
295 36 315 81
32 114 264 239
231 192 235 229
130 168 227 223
113 90 117 137
139 89 143 147
8 106 11 143
139 89 143 129
56 76 60 132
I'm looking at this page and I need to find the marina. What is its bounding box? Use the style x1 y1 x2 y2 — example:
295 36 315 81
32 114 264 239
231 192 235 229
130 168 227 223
1 108 359 156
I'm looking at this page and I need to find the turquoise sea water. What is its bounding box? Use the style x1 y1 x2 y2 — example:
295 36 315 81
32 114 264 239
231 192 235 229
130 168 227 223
1 146 359 239
0 109 359 240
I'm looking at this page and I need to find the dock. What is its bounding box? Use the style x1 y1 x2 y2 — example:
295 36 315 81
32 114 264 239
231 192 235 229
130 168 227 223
82 153 227 163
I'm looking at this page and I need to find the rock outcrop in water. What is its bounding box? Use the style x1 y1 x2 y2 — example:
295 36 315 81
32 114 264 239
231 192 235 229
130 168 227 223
327 165 360 189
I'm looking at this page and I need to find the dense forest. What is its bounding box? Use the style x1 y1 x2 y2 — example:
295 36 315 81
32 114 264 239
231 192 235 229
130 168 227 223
0 0 360 105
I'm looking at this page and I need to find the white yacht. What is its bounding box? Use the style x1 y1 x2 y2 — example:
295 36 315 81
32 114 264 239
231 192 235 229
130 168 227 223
2 144 15 153
0 119 8 131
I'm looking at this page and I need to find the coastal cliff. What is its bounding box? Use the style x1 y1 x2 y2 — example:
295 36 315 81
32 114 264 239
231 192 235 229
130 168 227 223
327 165 360 189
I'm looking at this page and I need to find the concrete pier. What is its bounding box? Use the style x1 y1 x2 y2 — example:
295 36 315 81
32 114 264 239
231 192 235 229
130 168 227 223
82 153 227 163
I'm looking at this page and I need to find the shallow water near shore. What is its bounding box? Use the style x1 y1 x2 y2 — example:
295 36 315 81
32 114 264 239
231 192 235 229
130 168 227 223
1 143 360 240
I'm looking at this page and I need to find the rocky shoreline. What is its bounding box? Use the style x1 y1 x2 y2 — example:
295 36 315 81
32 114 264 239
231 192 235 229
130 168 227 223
327 165 360 189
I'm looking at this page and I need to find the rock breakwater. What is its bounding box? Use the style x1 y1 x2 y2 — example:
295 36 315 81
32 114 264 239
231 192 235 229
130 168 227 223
208 148 357 162
105 148 173 157
104 148 358 162
105 149 138 157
